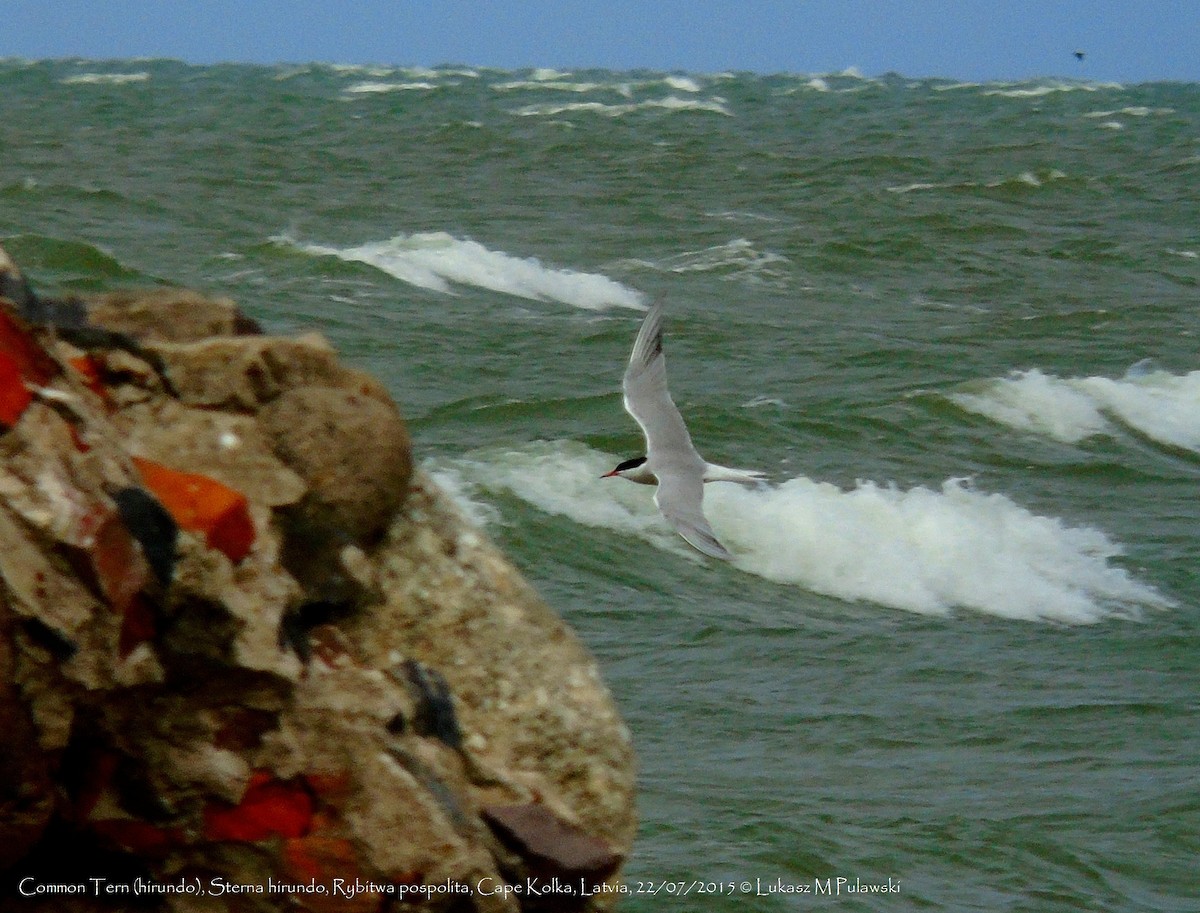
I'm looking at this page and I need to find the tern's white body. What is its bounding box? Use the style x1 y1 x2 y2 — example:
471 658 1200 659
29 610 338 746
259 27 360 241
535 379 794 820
604 301 765 560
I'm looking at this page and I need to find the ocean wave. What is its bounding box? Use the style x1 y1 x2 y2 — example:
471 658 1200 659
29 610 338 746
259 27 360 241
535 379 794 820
273 231 645 311
663 75 702 93
981 80 1123 98
343 81 439 94
442 441 1169 624
887 169 1068 194
948 367 1200 452
318 64 479 80
60 72 149 85
1082 106 1174 118
493 79 608 93
620 238 790 285
513 95 732 117
325 64 399 78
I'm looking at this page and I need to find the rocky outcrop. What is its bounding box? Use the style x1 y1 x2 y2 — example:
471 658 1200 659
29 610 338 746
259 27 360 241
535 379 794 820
0 245 636 912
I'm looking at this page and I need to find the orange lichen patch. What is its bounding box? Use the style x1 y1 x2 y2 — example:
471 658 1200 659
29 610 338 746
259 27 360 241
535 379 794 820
68 354 110 403
0 352 33 428
203 770 314 843
284 831 380 913
0 306 57 386
283 831 359 883
132 457 255 562
92 818 184 854
303 771 354 804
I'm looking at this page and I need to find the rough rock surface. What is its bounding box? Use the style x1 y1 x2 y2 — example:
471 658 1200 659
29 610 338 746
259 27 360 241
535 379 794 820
0 246 636 912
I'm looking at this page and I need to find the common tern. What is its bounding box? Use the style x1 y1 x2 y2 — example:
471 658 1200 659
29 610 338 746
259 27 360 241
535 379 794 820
602 301 765 560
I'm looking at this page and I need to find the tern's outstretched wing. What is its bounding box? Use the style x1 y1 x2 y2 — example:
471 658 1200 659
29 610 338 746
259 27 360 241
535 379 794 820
622 300 703 466
654 470 733 561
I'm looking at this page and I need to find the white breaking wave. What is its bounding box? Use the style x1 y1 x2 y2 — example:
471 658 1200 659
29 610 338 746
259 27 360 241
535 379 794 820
621 238 791 285
344 81 439 94
493 79 607 93
663 75 702 93
981 80 1122 98
887 169 1067 194
61 72 149 85
513 95 732 117
441 441 1169 624
1082 106 1174 118
949 367 1200 452
274 231 645 311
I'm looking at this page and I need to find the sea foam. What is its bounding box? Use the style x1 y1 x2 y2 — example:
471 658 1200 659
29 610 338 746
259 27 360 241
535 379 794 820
343 81 439 94
513 96 732 117
621 238 791 286
275 231 645 311
441 441 1169 624
61 72 149 85
950 367 1200 452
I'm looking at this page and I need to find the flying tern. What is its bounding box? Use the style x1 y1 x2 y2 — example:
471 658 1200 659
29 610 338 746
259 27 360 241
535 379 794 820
602 301 765 560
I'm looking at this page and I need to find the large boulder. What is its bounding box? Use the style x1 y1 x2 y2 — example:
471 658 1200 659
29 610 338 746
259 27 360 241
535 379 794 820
0 249 636 912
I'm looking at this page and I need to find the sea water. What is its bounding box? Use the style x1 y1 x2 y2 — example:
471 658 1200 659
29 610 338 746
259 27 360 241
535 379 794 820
2 59 1198 911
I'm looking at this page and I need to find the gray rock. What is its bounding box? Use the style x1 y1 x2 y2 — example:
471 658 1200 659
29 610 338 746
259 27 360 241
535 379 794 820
0 246 636 912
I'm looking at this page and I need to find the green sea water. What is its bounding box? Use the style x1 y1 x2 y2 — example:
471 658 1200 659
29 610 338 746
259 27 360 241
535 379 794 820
2 59 1198 911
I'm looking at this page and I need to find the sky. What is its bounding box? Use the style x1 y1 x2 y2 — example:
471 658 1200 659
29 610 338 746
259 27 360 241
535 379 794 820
4 1 1199 84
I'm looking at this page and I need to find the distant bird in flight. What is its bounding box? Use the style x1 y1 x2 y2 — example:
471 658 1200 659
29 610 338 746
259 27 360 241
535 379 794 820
602 300 765 560
1074 51 1086 61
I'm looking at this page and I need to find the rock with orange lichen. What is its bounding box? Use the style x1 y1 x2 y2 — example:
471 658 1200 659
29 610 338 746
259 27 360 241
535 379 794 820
0 244 635 912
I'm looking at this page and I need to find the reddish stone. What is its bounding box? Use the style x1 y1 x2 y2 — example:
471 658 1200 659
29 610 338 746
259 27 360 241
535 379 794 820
482 803 622 885
0 353 32 428
283 831 358 883
90 511 150 614
132 457 255 562
303 770 353 803
284 831 381 913
0 306 57 386
68 354 111 405
67 422 91 453
118 595 157 658
203 770 314 842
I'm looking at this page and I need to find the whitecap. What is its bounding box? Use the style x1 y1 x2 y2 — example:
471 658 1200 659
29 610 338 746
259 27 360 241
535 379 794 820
493 79 606 93
61 72 149 85
274 231 645 311
344 81 438 94
1082 106 1172 118
514 95 732 117
949 367 1200 452
663 75 702 92
447 441 1169 623
886 181 953 194
622 238 790 285
326 63 398 77
423 465 502 528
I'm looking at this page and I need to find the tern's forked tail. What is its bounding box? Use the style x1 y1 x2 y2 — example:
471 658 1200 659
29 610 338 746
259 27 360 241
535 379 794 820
701 463 769 486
